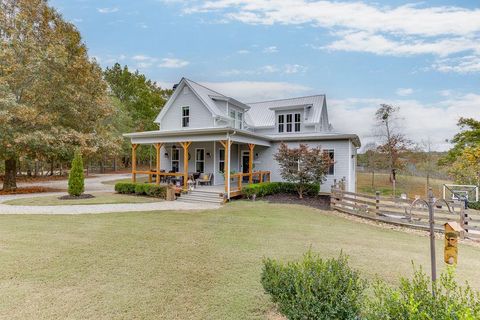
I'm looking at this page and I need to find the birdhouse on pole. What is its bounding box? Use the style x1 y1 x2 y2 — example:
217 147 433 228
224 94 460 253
444 221 463 265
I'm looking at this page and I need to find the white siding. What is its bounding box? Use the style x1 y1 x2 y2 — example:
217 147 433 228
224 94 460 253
254 140 355 193
160 89 214 131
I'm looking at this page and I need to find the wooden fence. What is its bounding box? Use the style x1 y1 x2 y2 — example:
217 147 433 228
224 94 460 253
331 187 480 240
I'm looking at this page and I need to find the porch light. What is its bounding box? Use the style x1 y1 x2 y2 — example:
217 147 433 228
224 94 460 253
164 152 169 158
206 152 211 158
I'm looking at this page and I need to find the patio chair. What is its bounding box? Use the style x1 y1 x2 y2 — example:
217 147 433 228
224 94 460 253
196 173 213 186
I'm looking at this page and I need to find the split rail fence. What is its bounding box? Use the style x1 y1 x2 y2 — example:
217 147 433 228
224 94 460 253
331 187 480 240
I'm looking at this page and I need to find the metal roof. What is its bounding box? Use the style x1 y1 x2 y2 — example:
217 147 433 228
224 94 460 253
246 95 330 130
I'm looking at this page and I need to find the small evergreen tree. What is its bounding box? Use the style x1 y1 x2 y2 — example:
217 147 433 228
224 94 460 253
68 150 85 197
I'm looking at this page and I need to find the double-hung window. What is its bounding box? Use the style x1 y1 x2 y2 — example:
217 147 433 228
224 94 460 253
278 113 301 133
237 112 243 129
195 149 205 173
286 114 293 132
171 147 180 172
294 113 301 132
324 150 335 175
219 149 225 173
278 115 285 133
182 106 190 128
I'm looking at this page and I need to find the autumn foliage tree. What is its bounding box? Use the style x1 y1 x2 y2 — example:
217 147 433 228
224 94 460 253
274 143 331 198
441 118 480 185
0 0 120 190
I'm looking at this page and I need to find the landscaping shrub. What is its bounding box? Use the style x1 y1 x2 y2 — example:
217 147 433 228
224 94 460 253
468 201 480 210
115 182 166 199
115 182 136 194
364 266 480 319
68 150 84 197
243 182 319 199
261 251 366 320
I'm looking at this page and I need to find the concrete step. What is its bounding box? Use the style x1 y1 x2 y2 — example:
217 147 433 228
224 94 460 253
177 196 224 204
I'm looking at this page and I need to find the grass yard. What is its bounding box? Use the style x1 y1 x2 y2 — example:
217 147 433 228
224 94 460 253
357 171 452 198
103 176 149 185
2 192 159 206
1 201 480 319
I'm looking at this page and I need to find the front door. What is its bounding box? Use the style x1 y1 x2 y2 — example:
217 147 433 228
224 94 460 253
242 151 250 182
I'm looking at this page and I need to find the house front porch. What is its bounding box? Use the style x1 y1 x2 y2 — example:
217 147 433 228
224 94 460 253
124 128 272 199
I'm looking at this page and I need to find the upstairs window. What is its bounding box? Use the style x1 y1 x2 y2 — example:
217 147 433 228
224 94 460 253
279 113 301 133
182 106 189 128
278 115 284 133
294 113 301 132
286 114 293 132
236 112 243 129
229 110 243 129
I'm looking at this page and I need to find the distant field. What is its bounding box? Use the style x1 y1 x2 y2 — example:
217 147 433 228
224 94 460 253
357 171 452 198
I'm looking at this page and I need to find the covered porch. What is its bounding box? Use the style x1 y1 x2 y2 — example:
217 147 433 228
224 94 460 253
124 128 272 199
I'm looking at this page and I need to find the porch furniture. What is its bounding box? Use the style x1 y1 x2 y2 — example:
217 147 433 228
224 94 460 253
196 173 213 186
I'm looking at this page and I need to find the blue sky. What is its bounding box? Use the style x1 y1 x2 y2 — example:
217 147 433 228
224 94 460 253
50 0 480 150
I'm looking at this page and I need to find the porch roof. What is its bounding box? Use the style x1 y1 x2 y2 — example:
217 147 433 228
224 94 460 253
123 127 272 147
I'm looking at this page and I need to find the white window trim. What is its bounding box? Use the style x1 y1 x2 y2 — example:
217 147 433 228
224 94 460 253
278 112 301 133
182 106 190 128
171 147 180 172
229 109 244 129
195 148 205 173
324 149 335 176
218 148 225 173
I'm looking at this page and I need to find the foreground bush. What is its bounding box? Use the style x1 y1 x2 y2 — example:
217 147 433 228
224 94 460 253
68 150 85 197
364 267 480 319
115 182 166 199
243 182 319 199
261 251 365 320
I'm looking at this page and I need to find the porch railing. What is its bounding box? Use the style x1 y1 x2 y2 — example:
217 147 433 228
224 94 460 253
229 171 271 196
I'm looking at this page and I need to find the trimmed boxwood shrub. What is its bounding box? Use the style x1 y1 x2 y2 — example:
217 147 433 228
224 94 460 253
261 251 366 320
68 150 85 197
115 182 136 194
115 182 167 199
243 182 320 198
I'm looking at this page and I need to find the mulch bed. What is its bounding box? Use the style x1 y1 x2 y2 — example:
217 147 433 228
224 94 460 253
58 194 95 200
0 186 64 195
259 193 331 210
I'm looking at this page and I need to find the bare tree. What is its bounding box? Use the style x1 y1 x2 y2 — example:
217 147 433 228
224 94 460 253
374 104 411 182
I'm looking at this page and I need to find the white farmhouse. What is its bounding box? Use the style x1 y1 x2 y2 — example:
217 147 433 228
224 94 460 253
124 78 360 200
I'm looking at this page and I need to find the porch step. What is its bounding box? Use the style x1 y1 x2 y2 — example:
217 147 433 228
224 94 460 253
176 189 225 204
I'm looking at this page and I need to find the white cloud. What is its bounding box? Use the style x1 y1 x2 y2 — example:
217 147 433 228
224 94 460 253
184 1 480 73
132 55 154 61
158 58 190 68
222 64 307 75
329 94 480 151
200 81 311 101
263 46 278 53
97 7 119 14
396 88 414 96
433 55 480 73
236 49 250 54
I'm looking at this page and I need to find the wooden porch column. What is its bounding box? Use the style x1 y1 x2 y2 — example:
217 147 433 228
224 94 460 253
219 140 232 195
248 144 255 184
154 143 163 185
179 141 192 191
131 144 138 183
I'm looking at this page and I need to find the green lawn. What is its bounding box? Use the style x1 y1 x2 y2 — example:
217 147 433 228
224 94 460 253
3 192 159 206
1 201 479 319
357 172 452 198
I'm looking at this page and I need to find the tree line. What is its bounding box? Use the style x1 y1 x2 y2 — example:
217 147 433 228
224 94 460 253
359 103 479 190
0 0 172 191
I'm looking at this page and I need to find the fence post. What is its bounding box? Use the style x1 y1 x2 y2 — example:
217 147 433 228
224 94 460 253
460 202 468 237
375 191 380 216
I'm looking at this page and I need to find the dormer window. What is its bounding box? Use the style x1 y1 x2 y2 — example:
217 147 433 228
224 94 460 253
278 112 301 133
182 106 190 127
229 109 243 129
